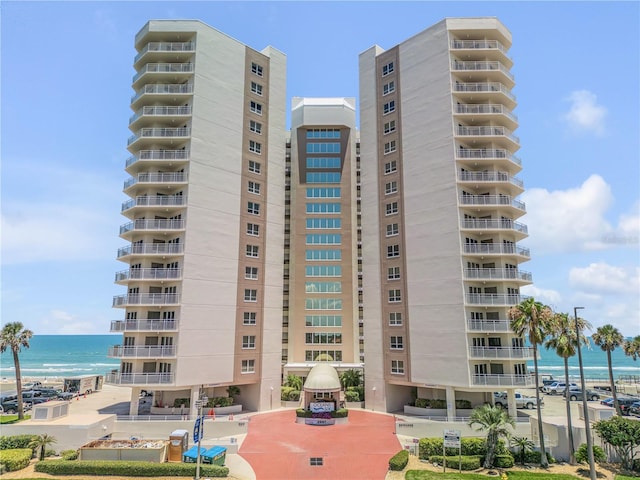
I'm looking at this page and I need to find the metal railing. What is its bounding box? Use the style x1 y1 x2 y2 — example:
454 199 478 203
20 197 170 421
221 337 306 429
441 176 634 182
128 127 191 146
117 243 184 258
124 172 187 189
134 41 195 63
452 60 514 81
115 268 182 282
112 293 180 306
121 195 186 211
455 103 517 122
461 218 528 234
462 243 530 257
110 319 178 332
459 194 525 211
455 148 521 165
131 83 193 103
467 319 513 332
452 82 515 101
456 126 519 144
450 39 508 54
469 346 535 359
465 294 528 305
108 345 176 358
472 374 536 387
129 105 192 124
457 170 523 188
464 268 532 281
120 219 185 235
105 372 174 385
133 62 194 83
126 149 190 168
405 414 530 423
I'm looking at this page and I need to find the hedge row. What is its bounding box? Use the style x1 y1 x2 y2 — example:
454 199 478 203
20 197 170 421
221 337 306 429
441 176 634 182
428 455 482 470
389 449 409 471
0 448 32 472
419 437 507 459
414 399 472 409
0 435 38 450
60 449 79 461
34 460 229 477
295 408 349 418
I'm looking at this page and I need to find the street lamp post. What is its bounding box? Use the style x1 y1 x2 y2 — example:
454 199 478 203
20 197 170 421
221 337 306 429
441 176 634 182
194 393 208 480
574 306 596 480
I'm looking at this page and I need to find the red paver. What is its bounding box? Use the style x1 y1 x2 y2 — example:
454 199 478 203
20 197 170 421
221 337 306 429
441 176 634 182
239 409 401 480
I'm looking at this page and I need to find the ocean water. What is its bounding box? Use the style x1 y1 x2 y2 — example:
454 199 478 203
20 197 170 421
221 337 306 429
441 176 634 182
0 334 638 382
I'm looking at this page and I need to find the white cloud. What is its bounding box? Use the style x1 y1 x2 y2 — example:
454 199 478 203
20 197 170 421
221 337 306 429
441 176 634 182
40 310 105 335
562 89 607 136
520 284 562 308
569 263 640 294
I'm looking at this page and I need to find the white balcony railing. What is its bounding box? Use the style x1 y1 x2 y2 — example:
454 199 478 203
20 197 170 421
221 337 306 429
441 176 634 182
450 39 508 54
132 62 194 83
129 105 192 124
121 195 186 212
459 195 525 211
134 41 195 63
457 170 524 188
454 104 517 122
467 319 513 332
456 126 520 144
108 345 176 358
112 293 180 307
455 148 521 166
461 218 528 234
124 172 187 189
452 60 514 81
106 372 174 385
465 294 528 306
115 268 182 282
117 243 184 258
128 127 190 146
462 243 530 257
453 82 516 102
119 219 185 235
131 83 193 103
125 149 190 168
469 346 535 359
472 374 536 387
464 268 532 282
110 319 178 332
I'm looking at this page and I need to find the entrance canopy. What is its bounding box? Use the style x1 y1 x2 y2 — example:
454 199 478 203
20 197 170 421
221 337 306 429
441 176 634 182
303 363 341 392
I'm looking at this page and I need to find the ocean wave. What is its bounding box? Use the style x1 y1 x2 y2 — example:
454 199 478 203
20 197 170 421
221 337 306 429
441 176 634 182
534 365 640 372
0 367 95 374
89 363 119 367
43 363 78 367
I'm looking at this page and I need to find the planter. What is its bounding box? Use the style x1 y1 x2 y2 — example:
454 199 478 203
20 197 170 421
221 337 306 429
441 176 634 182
345 401 365 409
295 416 348 425
281 401 301 408
404 405 447 416
209 404 242 415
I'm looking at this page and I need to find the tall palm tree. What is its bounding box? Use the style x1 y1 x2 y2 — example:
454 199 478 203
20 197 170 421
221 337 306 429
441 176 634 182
468 404 515 468
284 374 302 391
0 322 34 420
340 369 362 389
592 324 624 416
29 433 57 461
544 312 592 465
508 297 553 468
623 335 640 361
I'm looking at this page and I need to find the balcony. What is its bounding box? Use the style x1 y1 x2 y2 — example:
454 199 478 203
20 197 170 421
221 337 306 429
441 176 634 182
125 149 189 171
124 172 187 191
469 346 535 359
462 243 530 258
465 293 528 306
472 374 536 387
467 319 512 332
110 318 178 332
455 126 519 149
459 194 526 212
454 103 517 130
129 105 192 128
108 345 176 358
455 148 521 170
453 82 516 109
450 39 508 56
460 218 528 236
134 41 195 65
121 195 187 213
130 83 193 106
127 127 190 147
112 293 180 307
115 268 182 283
464 268 532 282
132 62 194 86
457 170 523 190
117 242 183 259
451 60 514 86
106 372 174 385
119 219 185 238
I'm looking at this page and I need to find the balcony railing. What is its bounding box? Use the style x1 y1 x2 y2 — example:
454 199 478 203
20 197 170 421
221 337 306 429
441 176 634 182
117 243 184 258
106 372 174 385
110 319 178 332
108 345 176 358
457 170 523 189
465 294 528 306
115 268 182 282
456 126 519 144
112 293 180 307
464 268 532 282
132 62 194 83
459 194 525 211
121 195 186 212
467 319 512 332
469 346 535 359
455 148 521 166
451 60 514 81
120 219 185 235
126 149 190 168
134 41 195 63
129 105 192 124
451 39 508 54
454 103 517 123
462 243 530 257
453 82 515 102
131 83 193 103
124 172 187 189
461 218 528 234
128 127 190 146
472 374 536 387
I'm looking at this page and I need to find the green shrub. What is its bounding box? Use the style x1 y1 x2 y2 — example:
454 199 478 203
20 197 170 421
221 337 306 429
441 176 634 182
430 399 447 409
419 437 504 459
34 460 229 477
344 390 360 402
633 458 640 472
0 435 38 450
347 385 364 401
0 448 32 472
288 390 300 401
493 453 515 468
461 437 486 456
44 448 56 457
331 408 348 418
389 449 409 471
575 443 607 464
517 449 555 464
428 455 481 470
173 398 190 408
415 398 429 408
60 449 79 461
455 399 472 409
296 408 312 418
206 397 233 408
281 386 294 401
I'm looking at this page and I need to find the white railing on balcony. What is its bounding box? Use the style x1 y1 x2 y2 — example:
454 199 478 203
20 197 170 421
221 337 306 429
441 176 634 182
115 268 182 282
453 82 515 101
465 294 528 306
455 148 521 165
457 170 524 188
462 243 530 257
451 60 514 81
121 195 187 211
132 62 194 83
454 104 517 122
128 127 190 146
112 293 180 307
467 319 512 332
108 345 176 358
124 172 187 189
117 243 184 258
110 319 178 332
134 41 195 63
106 372 174 385
129 105 192 124
459 194 526 211
472 374 535 387
469 346 535 359
456 126 519 144
126 149 190 168
461 218 528 234
131 83 193 103
450 39 508 53
464 268 532 282
119 219 185 235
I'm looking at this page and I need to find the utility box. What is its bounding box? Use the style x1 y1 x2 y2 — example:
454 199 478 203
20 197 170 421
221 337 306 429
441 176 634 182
168 429 189 462
202 446 227 466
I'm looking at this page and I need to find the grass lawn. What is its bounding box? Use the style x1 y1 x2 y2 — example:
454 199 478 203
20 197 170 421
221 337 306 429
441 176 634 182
406 472 583 480
615 476 640 479
0 414 30 424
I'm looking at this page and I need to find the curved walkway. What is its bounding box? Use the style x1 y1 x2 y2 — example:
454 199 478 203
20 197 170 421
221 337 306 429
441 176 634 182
239 409 400 480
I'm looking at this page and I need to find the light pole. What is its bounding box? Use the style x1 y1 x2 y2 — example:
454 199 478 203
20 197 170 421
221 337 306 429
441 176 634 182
371 386 376 411
270 386 274 410
574 306 596 480
194 392 208 480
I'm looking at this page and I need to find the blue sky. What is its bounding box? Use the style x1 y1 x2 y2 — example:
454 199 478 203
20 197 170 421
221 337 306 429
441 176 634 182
1 1 639 336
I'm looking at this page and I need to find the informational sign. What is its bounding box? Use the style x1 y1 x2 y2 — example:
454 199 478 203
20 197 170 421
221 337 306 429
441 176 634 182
443 429 461 448
310 402 335 413
193 417 201 443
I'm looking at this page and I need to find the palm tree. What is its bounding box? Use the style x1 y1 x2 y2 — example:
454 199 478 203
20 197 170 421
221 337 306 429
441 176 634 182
0 322 34 420
510 436 535 465
544 312 592 465
508 297 553 468
592 324 624 416
29 433 57 461
468 404 515 468
284 374 302 391
340 369 362 389
623 335 640 361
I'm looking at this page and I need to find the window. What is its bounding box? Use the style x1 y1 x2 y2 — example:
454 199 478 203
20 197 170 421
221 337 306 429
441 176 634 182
385 181 398 195
306 187 341 198
382 61 394 76
388 266 401 279
247 223 260 236
384 160 397 174
383 100 395 115
306 143 340 154
245 266 258 279
310 457 323 466
306 172 341 183
389 312 403 326
383 80 395 95
305 249 342 261
305 332 343 344
248 181 261 194
241 359 255 373
248 160 261 174
243 312 257 325
244 289 257 302
246 245 259 257
383 120 396 135
384 140 397 154
305 281 342 293
390 336 404 350
386 223 399 237
305 315 342 327
251 62 263 77
386 202 398 215
250 101 262 115
306 129 340 138
305 234 341 245
305 265 342 277
248 201 260 215
387 244 400 258
306 218 342 229
306 157 341 169
242 335 256 349
305 350 343 362
250 81 263 95
249 120 262 134
391 360 404 374
305 298 343 310
249 140 262 154
388 289 402 303
306 203 341 214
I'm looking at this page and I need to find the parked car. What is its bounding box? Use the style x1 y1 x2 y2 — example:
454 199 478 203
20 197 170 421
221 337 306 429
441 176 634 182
600 397 615 407
542 382 578 395
627 401 640 418
33 388 61 399
21 381 42 391
0 399 32 415
56 391 75 401
494 391 543 410
21 390 48 404
599 396 640 414
538 375 556 392
562 387 600 401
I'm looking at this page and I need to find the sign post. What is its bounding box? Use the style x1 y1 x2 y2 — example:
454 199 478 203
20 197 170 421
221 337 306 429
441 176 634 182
443 429 461 473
